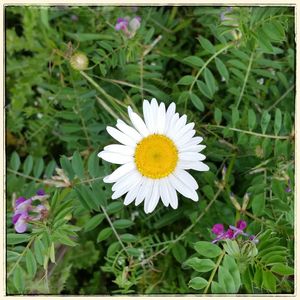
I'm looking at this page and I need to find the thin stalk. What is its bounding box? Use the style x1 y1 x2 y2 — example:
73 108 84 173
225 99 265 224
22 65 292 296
203 250 226 294
236 49 255 109
201 124 290 140
100 205 129 256
189 43 233 93
266 84 295 112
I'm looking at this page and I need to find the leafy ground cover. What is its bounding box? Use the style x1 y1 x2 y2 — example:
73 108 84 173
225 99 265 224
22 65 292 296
6 6 294 295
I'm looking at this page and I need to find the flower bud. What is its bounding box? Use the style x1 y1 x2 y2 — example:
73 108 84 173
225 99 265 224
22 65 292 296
129 16 141 32
70 52 89 71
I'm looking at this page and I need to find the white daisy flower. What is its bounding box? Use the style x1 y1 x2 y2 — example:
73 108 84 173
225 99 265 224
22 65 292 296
98 98 209 214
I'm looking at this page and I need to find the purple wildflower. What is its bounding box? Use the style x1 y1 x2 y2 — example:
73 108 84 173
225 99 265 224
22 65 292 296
212 223 224 235
237 220 247 230
13 211 29 233
36 189 45 196
249 235 259 244
70 14 78 21
115 18 129 31
12 189 49 233
15 196 26 207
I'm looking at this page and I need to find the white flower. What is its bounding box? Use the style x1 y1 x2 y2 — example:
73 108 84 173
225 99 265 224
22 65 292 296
98 98 209 214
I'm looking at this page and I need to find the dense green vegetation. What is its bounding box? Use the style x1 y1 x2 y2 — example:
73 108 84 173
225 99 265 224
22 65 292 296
6 6 294 295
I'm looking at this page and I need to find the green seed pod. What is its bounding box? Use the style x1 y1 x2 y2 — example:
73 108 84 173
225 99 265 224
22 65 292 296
70 52 89 71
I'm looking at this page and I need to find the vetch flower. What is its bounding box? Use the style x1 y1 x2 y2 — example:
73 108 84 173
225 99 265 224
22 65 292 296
98 98 209 214
211 219 258 244
12 189 49 233
115 17 129 31
115 16 141 38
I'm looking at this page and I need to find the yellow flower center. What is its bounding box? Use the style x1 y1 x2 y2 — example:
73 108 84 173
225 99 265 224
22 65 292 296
134 134 178 179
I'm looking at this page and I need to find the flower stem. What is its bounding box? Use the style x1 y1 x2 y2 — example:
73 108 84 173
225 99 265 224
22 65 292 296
236 49 255 109
201 124 291 140
203 250 225 294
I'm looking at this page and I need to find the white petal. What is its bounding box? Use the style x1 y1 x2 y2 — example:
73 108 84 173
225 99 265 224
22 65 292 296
182 137 204 148
104 144 135 156
98 151 133 164
143 100 154 132
128 107 149 137
150 98 159 133
116 120 142 142
165 113 179 137
138 178 153 206
135 178 149 206
157 102 166 134
112 170 141 192
178 161 210 171
175 130 196 147
173 114 187 133
144 180 160 214
159 179 170 207
111 173 142 199
179 152 206 161
169 174 199 202
124 183 141 205
106 126 136 147
104 162 136 183
166 179 178 209
164 102 176 134
179 144 206 152
174 169 198 190
172 122 195 141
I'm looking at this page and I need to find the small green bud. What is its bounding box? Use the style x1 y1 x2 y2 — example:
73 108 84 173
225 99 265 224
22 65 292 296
70 52 89 71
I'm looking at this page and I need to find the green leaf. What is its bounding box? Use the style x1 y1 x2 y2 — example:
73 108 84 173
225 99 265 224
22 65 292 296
10 151 21 171
171 242 187 263
7 233 31 245
194 241 222 258
34 238 45 265
232 107 240 127
263 21 285 42
177 75 195 85
190 92 204 112
184 257 215 272
223 240 240 256
222 255 241 292
113 219 134 229
271 263 294 276
88 151 100 178
251 193 265 216
71 151 84 179
33 157 44 178
204 68 216 96
183 55 204 67
214 107 222 125
25 249 37 279
211 281 225 293
23 155 33 175
97 227 113 242
106 201 123 214
127 247 142 257
188 277 208 290
274 108 282 135
120 234 137 243
261 110 271 134
197 80 212 99
13 266 25 293
262 270 276 292
218 265 236 293
215 57 229 82
198 36 215 54
60 155 75 180
84 214 105 232
248 108 256 131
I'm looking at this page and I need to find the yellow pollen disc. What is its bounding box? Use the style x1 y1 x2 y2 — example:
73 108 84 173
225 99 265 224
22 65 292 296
134 134 178 179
